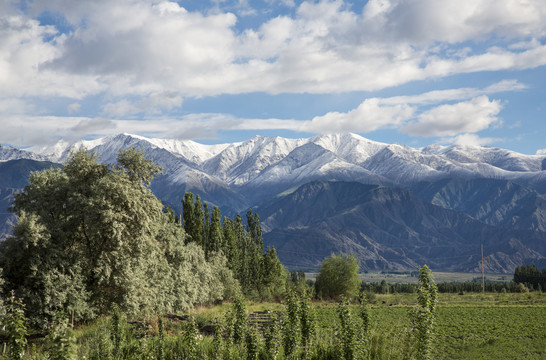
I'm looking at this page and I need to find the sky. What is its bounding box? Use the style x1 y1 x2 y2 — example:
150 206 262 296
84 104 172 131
1 0 546 155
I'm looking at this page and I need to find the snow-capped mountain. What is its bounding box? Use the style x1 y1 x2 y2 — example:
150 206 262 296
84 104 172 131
0 144 49 162
4 133 546 272
19 133 546 206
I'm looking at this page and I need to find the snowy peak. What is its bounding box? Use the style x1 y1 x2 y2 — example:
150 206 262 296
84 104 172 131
423 144 544 172
203 135 307 184
310 133 387 164
14 132 546 195
0 144 48 162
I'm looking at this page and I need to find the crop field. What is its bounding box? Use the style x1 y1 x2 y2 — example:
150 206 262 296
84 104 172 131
13 292 545 359
236 292 546 359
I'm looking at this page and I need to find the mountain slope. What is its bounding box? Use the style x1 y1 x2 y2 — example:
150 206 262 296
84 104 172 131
259 181 546 272
412 178 546 232
3 133 546 272
0 145 48 162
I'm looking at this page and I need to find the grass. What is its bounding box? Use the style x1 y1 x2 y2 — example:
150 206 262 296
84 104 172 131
186 292 545 359
12 292 545 359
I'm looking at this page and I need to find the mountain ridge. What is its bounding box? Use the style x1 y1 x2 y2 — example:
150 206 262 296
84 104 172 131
2 133 546 272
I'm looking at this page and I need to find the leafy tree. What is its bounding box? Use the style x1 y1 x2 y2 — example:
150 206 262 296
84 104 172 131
336 296 358 360
207 205 223 256
182 193 196 244
514 264 546 291
0 148 234 327
261 247 287 299
181 192 287 299
299 296 316 357
315 253 360 300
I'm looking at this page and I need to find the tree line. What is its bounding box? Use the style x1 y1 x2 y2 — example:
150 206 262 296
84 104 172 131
0 149 241 329
513 264 546 291
0 148 288 331
180 193 286 299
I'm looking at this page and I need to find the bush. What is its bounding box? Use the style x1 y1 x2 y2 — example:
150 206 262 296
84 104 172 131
315 253 360 300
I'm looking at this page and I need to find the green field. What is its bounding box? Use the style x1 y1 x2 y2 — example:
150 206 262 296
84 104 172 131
13 292 546 359
241 292 546 359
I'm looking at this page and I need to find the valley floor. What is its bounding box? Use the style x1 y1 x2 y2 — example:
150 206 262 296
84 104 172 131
16 292 546 359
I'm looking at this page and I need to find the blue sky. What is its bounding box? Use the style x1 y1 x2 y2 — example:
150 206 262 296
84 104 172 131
1 0 546 154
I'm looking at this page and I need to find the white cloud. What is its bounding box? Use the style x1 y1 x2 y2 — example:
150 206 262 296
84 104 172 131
442 133 503 147
536 149 546 156
140 91 183 114
0 0 545 148
1 0 543 101
301 98 415 133
296 81 516 135
403 96 502 137
379 80 525 106
0 80 517 147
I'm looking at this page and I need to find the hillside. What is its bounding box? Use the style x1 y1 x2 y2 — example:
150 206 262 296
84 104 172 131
258 181 546 272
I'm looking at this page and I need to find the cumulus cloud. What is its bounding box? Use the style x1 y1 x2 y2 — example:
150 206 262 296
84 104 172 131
299 81 514 136
403 96 502 137
103 100 139 118
536 149 546 156
1 0 544 100
1 0 545 147
301 99 415 133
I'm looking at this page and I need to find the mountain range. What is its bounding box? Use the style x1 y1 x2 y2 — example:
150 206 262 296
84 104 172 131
1 133 546 273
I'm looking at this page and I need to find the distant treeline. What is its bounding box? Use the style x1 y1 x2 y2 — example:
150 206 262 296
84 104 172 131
513 264 546 291
361 280 536 294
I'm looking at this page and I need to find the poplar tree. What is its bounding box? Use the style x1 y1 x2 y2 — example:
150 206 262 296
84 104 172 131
208 206 224 256
193 195 205 248
182 192 196 245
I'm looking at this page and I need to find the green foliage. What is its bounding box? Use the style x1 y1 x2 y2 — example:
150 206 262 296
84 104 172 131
263 311 281 360
116 147 162 187
409 265 438 360
110 304 124 357
181 317 199 360
182 193 287 300
282 289 300 357
245 326 260 360
289 271 310 297
45 312 75 360
315 253 360 300
9 291 546 360
359 294 370 338
0 149 234 328
299 296 316 358
212 320 224 358
232 296 248 345
2 292 28 360
335 296 358 360
513 264 546 291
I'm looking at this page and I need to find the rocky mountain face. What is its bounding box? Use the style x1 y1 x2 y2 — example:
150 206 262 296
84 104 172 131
258 181 546 272
2 133 546 273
